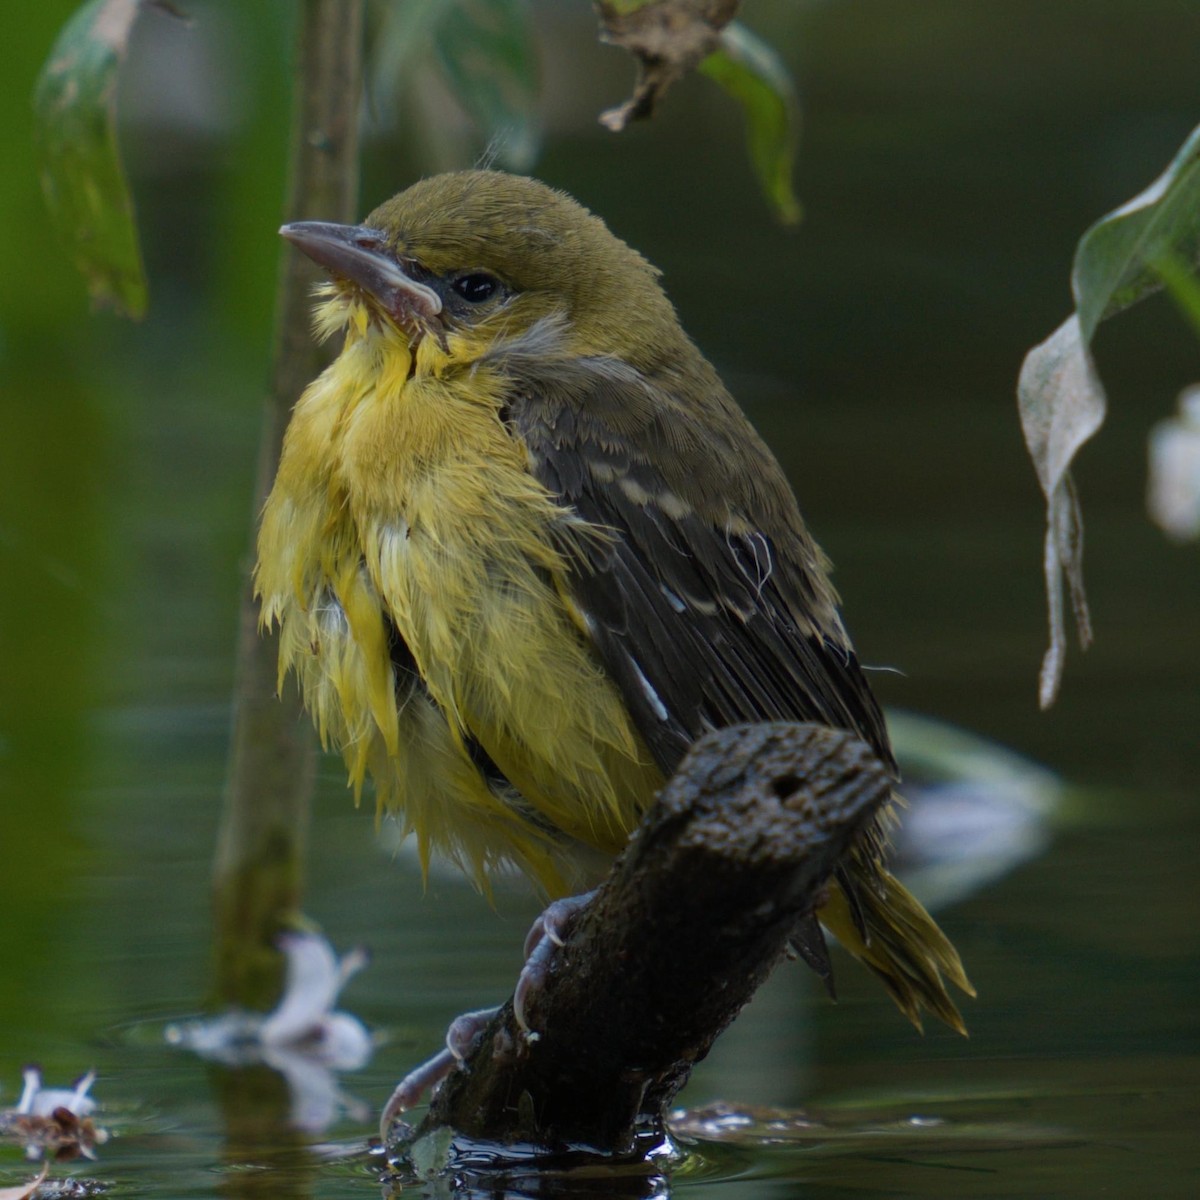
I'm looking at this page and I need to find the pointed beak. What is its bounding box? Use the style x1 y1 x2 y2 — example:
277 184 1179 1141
280 221 443 326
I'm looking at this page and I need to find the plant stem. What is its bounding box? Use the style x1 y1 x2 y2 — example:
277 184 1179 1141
213 0 364 1008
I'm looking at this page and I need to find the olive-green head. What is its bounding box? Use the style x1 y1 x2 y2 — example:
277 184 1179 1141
282 170 686 367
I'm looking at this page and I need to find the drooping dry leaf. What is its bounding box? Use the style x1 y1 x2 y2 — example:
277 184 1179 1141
594 0 740 130
1017 316 1103 708
1018 120 1200 705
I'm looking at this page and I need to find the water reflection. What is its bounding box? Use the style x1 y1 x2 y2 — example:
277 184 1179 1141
208 1063 318 1200
168 933 373 1133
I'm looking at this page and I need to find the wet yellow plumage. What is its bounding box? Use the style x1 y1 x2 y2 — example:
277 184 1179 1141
256 171 972 1032
257 308 662 896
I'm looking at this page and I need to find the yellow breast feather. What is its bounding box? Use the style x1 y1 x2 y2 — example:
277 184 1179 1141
256 312 660 894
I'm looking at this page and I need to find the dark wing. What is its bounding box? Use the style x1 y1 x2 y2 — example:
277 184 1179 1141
499 348 972 1034
501 350 896 780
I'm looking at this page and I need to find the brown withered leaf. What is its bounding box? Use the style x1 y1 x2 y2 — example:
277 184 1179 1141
594 0 741 130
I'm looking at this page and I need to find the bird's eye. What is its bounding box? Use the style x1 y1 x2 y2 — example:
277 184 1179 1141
451 273 499 303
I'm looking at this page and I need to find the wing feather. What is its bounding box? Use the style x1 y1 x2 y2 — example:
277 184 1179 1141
505 354 893 776
495 346 971 1030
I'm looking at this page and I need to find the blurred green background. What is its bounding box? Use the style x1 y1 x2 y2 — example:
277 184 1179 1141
2 2 1198 1195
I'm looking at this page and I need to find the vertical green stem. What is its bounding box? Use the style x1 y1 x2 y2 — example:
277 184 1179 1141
213 0 364 1008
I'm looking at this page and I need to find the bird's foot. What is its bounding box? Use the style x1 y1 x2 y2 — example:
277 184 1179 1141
378 1005 499 1143
787 910 837 999
513 890 597 1034
378 892 598 1141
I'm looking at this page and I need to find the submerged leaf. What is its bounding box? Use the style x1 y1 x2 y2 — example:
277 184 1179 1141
33 0 151 318
699 22 800 224
1018 120 1200 704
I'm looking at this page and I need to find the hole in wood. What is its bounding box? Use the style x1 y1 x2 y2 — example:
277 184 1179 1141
770 774 801 800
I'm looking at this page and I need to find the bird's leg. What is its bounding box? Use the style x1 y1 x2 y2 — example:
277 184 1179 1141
378 1006 498 1142
787 910 837 999
514 890 597 1034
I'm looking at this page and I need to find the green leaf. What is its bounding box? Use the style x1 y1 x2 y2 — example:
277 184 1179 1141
434 0 541 172
1018 119 1200 706
602 0 657 14
1153 249 1200 339
33 0 150 319
369 0 444 109
1073 122 1200 341
699 22 801 224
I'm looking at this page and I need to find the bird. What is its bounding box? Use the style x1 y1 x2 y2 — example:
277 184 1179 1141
255 170 972 1056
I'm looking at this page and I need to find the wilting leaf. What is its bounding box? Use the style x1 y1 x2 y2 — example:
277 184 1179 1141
595 0 740 130
434 0 541 171
1017 120 1200 706
699 22 800 224
1017 316 1102 708
33 0 150 318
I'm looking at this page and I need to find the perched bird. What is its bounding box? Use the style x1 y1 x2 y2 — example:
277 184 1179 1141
256 171 972 1038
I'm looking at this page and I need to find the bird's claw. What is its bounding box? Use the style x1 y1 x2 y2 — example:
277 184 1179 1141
377 1006 500 1144
445 1006 501 1062
513 891 596 1033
